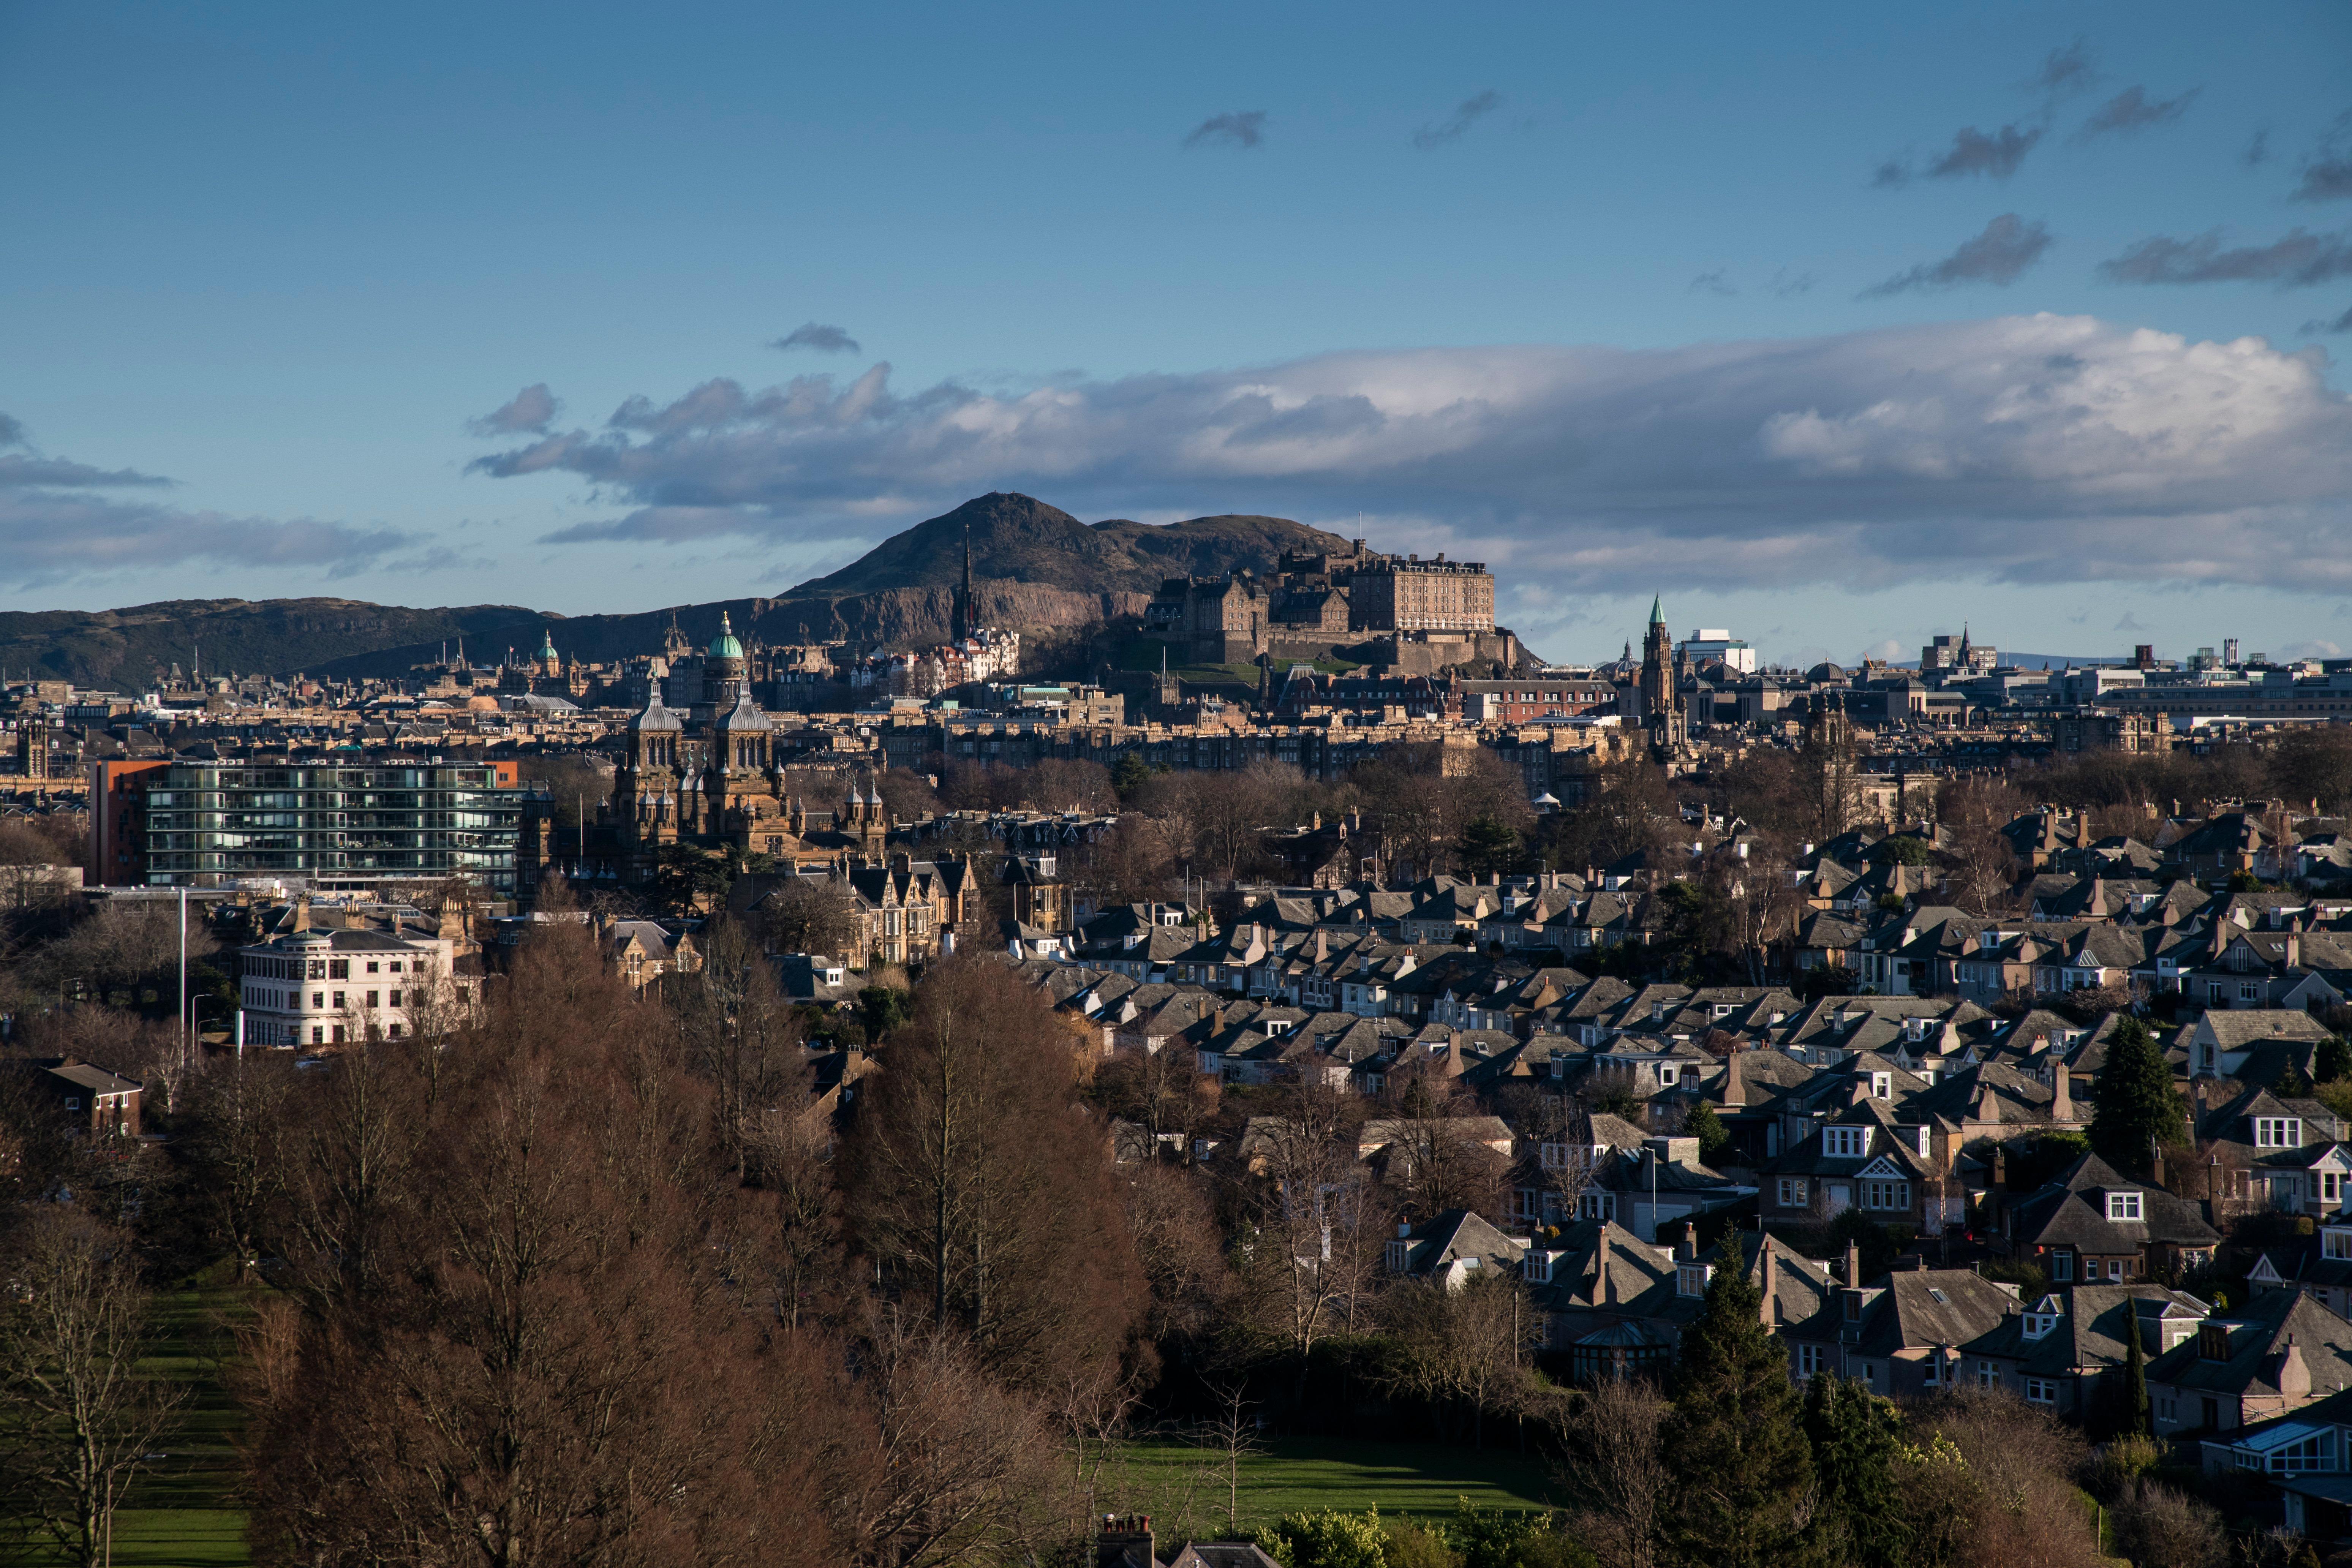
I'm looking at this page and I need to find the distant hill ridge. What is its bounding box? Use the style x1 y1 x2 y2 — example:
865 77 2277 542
0 493 1357 691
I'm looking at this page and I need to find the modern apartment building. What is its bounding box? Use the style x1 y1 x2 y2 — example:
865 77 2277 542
134 761 526 891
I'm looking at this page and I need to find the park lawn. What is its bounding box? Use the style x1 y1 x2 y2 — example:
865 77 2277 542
116 1274 258 1568
1102 1434 1559 1536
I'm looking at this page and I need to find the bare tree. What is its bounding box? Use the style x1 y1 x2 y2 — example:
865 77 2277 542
1379 1072 1509 1222
1199 1377 1261 1537
1551 1375 1668 1568
757 878 861 959
1228 1080 1381 1369
849 1321 1073 1568
842 956 1148 1396
177 1053 294 1280
0 1209 185 1568
1378 1270 1536 1448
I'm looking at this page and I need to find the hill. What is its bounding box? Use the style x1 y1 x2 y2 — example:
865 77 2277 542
796 491 1355 597
0 493 1350 691
0 598 552 694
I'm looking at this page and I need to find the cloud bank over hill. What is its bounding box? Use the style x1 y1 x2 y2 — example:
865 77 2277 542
469 313 2352 597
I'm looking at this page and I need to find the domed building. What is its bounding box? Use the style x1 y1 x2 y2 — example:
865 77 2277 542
612 613 792 858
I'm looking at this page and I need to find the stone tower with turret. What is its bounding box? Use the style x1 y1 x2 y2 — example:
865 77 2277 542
1638 595 1686 746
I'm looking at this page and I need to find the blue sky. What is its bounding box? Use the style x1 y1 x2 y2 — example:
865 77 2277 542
3 0 2350 667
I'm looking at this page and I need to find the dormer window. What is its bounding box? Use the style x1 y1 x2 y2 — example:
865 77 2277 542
2107 1192 2144 1222
1524 1252 1552 1284
1386 1240 1409 1272
2199 1324 2231 1362
1824 1127 1867 1158
1678 1263 1712 1297
1659 1065 1680 1086
2324 1228 2352 1262
1871 1072 1891 1100
2023 1312 2057 1341
2256 1118 2301 1149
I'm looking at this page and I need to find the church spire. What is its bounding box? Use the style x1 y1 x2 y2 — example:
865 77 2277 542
954 520 974 643
1648 593 1664 627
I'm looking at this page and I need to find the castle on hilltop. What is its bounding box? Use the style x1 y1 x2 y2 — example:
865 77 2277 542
1145 540 1514 672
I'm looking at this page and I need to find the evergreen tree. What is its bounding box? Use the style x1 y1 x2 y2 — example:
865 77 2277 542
2088 1019 2187 1176
1685 1102 1730 1167
2123 1316 2151 1438
1457 813 1524 879
2319 1035 2352 1085
1803 1374 1907 1568
1660 1264 1815 1568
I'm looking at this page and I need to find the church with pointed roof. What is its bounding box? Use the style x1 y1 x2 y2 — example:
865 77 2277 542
612 612 891 870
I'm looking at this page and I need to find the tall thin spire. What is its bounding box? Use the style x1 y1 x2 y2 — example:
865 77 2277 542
1648 594 1664 627
953 519 975 643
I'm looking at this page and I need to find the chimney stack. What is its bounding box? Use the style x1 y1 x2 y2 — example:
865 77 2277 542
1845 1240 1862 1289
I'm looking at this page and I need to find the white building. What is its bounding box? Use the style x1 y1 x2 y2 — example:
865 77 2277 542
1682 629 1756 675
237 925 467 1047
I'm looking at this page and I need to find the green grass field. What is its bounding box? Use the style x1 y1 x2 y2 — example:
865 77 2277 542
1092 1434 1558 1538
110 1276 256 1568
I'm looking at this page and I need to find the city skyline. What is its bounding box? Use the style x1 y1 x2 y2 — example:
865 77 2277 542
3 1 2349 667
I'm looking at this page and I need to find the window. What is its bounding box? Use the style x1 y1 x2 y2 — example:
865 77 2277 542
2325 1229 2352 1261
1523 1252 1551 1283
2159 1396 2177 1423
1777 1177 1809 1207
389 961 403 974
1824 1127 1867 1158
2024 1312 2058 1340
2326 1173 2345 1206
1794 1344 1823 1378
312 991 325 1009
1678 1264 1711 1297
2025 1378 2058 1406
313 1026 325 1045
365 991 379 1008
329 959 349 980
1386 1240 1408 1272
2241 983 2260 1002
332 992 345 1009
1977 1360 2000 1389
387 1024 403 1039
64 1097 80 1110
2257 1118 2301 1149
2052 1251 2075 1282
2199 1325 2231 1361
1864 1179 1909 1211
388 990 402 1008
2107 1192 2143 1221
1871 1072 1891 1099
366 961 380 974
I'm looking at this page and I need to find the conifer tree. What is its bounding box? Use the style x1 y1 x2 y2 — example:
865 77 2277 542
1803 1374 1906 1568
2123 1316 2151 1438
1660 1263 1815 1568
2088 1019 2187 1176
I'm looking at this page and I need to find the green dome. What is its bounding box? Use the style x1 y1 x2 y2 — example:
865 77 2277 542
708 611 744 661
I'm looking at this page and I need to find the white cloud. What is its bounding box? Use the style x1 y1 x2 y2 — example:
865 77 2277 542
467 314 2352 597
0 412 413 590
